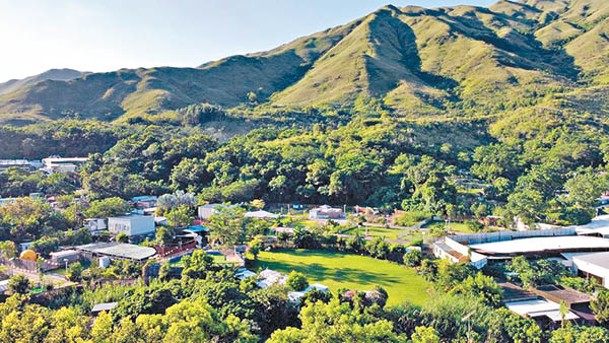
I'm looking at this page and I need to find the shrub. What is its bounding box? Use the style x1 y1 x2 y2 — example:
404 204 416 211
287 271 308 291
403 249 423 267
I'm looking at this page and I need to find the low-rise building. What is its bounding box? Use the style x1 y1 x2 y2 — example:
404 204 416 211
84 218 107 233
131 196 157 209
41 156 88 173
91 302 118 315
571 252 609 288
0 279 9 295
75 242 156 262
245 210 279 219
108 215 155 237
49 250 80 264
0 159 36 171
198 204 224 220
309 205 344 220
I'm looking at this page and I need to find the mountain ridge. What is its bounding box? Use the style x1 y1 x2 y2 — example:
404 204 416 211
0 0 608 125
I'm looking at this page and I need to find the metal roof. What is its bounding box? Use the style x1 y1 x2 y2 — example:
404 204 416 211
0 279 9 293
75 242 156 261
470 236 609 255
91 302 118 313
572 251 609 269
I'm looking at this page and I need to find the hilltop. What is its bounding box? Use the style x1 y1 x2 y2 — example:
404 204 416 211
0 0 608 125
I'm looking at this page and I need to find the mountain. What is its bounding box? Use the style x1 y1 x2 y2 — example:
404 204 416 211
0 0 608 125
0 68 84 95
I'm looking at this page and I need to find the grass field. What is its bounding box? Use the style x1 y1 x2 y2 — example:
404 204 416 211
424 221 473 233
254 249 431 306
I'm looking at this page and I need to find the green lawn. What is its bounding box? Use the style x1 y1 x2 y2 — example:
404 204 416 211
424 221 473 233
342 226 425 244
255 249 431 306
343 226 402 240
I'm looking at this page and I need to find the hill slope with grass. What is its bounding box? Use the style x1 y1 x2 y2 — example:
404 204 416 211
0 0 608 125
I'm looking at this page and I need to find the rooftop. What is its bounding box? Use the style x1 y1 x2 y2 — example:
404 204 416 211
185 225 209 233
505 298 580 322
107 214 151 220
533 285 591 307
91 302 118 313
499 282 537 302
245 210 279 219
0 279 9 293
470 236 609 255
572 251 609 269
75 242 156 261
573 215 609 237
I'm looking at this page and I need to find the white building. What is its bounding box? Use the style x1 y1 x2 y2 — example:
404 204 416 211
42 156 88 173
197 204 235 220
245 210 279 219
571 252 609 288
84 218 107 233
108 215 155 237
505 298 580 323
309 205 344 219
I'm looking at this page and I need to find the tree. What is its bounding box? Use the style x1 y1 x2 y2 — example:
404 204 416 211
419 259 438 282
403 249 423 267
507 256 536 288
451 272 503 308
248 236 264 260
508 256 568 288
268 299 404 342
84 197 130 218
116 232 129 243
249 199 265 210
411 326 440 343
0 240 16 259
0 197 62 241
30 237 60 258
8 274 31 295
550 325 609 343
207 206 246 248
286 271 308 291
66 262 84 282
181 249 216 279
155 227 173 247
91 310 114 343
165 205 192 228
592 289 609 325
493 308 542 343
157 191 197 211
46 306 90 343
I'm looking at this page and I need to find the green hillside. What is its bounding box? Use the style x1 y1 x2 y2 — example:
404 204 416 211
0 0 609 125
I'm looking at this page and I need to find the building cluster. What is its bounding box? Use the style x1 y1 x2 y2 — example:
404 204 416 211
434 214 609 326
0 156 88 174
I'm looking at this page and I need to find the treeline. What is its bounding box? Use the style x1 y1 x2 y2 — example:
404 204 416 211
3 248 608 342
2 107 609 227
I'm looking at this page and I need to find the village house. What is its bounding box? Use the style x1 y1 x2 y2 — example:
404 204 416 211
41 156 88 173
107 214 155 237
309 205 344 220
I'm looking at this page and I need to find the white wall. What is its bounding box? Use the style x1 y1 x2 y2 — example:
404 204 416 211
572 257 609 288
108 216 155 236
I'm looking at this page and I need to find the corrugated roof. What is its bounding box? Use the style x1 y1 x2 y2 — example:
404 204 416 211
75 242 156 261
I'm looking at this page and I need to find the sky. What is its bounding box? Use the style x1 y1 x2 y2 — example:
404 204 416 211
0 0 495 83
